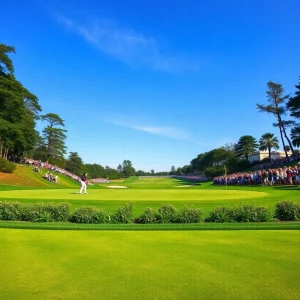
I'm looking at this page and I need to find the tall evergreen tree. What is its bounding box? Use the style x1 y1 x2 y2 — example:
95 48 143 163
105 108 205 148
0 43 41 160
291 126 300 148
65 152 83 175
41 113 67 162
257 81 295 157
259 133 280 160
235 135 259 160
287 77 300 120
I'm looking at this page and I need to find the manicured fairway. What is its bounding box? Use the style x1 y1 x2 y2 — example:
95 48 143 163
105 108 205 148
0 188 268 201
0 229 299 300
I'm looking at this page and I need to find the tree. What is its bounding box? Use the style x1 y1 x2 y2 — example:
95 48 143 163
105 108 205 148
0 44 41 160
41 113 67 161
151 169 155 175
291 126 300 148
257 81 295 157
287 77 300 120
117 164 122 173
122 160 135 178
65 152 83 175
259 133 280 160
235 135 259 160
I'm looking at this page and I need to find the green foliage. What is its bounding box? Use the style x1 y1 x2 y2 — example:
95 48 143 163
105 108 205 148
176 206 203 223
41 113 67 160
136 207 157 224
206 204 272 223
122 160 135 178
291 126 300 148
205 207 233 223
69 207 109 224
231 204 271 223
65 152 83 175
287 77 300 119
0 158 16 173
0 202 70 222
155 204 177 223
235 135 259 160
275 201 300 221
111 203 134 223
0 201 22 220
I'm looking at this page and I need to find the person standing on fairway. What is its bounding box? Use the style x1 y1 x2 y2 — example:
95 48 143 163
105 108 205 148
80 173 88 194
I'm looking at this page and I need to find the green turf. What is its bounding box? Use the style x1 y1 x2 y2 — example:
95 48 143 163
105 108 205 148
0 171 299 217
0 229 299 300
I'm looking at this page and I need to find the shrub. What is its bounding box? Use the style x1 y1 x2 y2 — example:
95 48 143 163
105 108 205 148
0 201 23 220
231 204 272 222
176 206 203 223
21 203 70 222
136 207 157 224
70 207 109 224
0 158 16 173
255 206 272 222
205 207 233 223
275 201 300 221
111 203 134 224
155 204 177 223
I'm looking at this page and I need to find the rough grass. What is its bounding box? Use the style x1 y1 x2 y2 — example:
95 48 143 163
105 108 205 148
0 229 299 300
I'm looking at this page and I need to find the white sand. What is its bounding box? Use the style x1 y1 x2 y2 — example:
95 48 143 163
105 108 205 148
107 186 128 189
176 185 194 188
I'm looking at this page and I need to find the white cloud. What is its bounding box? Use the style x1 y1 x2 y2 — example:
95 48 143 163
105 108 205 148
106 119 194 142
57 15 199 72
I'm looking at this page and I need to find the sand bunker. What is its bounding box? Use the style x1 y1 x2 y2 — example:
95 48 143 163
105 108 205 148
176 185 194 187
107 186 128 189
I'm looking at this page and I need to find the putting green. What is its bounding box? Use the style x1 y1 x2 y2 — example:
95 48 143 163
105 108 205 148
0 189 268 201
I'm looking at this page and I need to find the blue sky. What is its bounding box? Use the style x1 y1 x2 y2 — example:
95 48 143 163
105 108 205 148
1 0 300 171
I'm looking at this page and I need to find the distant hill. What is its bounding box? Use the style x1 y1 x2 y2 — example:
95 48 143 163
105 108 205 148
0 164 79 189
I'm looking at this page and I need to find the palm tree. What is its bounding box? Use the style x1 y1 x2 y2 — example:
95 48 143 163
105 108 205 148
259 133 280 160
291 126 300 148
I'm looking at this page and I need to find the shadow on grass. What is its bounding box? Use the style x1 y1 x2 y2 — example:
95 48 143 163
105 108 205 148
274 185 300 191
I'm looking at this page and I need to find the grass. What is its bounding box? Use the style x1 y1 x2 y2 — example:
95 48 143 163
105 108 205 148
0 165 299 218
0 167 299 299
0 229 299 299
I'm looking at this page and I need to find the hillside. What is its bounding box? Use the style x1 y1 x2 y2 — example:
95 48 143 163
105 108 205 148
0 164 79 190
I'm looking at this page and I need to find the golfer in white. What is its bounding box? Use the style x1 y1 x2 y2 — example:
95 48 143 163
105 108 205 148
80 173 88 194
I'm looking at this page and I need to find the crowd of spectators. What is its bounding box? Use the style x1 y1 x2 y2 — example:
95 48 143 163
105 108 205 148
90 178 110 183
214 165 300 186
22 158 80 182
253 154 300 170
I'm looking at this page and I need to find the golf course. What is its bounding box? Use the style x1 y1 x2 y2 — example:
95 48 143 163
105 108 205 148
0 165 299 299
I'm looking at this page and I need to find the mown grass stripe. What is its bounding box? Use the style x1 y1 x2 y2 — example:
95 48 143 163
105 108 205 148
0 221 299 231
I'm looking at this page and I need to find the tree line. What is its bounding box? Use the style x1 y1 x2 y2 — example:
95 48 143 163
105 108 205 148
171 80 300 178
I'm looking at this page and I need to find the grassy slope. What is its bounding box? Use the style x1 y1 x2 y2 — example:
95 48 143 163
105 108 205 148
0 229 299 300
0 165 79 190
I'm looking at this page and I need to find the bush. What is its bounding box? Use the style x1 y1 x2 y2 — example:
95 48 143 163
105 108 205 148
231 204 258 222
255 206 272 222
0 201 23 220
205 207 233 223
275 201 300 221
70 207 109 224
136 207 157 224
155 204 177 223
21 203 70 222
111 203 134 224
0 158 16 173
176 206 203 223
231 204 272 222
